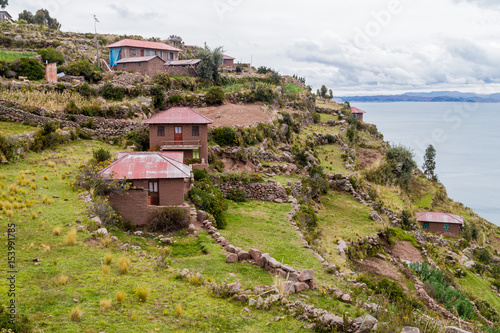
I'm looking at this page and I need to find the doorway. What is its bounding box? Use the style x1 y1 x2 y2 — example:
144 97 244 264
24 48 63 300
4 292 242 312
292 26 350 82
174 126 183 144
148 180 159 205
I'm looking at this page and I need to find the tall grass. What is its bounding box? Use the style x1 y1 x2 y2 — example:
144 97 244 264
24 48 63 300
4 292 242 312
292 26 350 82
0 50 37 62
65 227 77 246
118 256 131 274
0 89 104 111
69 306 83 322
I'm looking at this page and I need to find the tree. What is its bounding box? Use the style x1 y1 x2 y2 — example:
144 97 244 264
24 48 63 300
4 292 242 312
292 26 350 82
386 144 417 189
320 85 328 98
196 44 223 82
33 9 61 30
0 0 8 9
423 144 437 181
18 10 34 23
328 89 333 100
38 47 65 65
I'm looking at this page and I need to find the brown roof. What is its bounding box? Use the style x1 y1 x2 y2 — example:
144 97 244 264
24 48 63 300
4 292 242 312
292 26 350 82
116 55 165 64
351 107 366 114
100 152 191 180
144 107 213 125
165 59 201 66
223 55 235 60
416 212 464 225
105 38 181 52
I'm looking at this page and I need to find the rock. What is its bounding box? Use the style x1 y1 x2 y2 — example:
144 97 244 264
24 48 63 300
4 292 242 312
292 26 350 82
226 253 238 263
352 314 377 333
76 225 86 232
464 261 476 269
243 307 250 313
133 231 143 236
188 224 196 232
72 298 79 303
248 248 262 262
337 240 347 258
281 264 296 272
325 265 337 273
341 294 351 303
238 250 252 261
91 216 102 226
267 257 281 269
284 281 295 294
258 253 271 267
256 296 263 309
369 210 383 222
274 198 284 203
402 327 421 333
294 282 310 292
95 227 108 236
444 328 471 333
197 210 207 223
376 253 386 260
161 238 173 244
249 298 256 306
180 268 190 276
226 244 237 253
298 269 314 282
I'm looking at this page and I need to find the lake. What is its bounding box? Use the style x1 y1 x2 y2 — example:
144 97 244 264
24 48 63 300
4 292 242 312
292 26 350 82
353 102 500 226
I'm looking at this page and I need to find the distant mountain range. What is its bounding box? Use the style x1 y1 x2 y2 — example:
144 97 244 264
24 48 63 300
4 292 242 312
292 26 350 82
338 91 500 103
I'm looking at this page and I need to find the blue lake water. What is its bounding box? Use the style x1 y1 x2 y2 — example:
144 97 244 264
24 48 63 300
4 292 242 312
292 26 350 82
353 102 500 225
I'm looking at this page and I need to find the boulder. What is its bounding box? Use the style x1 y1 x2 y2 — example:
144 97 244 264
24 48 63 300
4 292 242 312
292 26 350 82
188 224 196 232
226 244 237 253
256 296 263 309
337 240 347 258
161 238 172 244
237 250 252 261
197 210 207 223
233 294 248 302
284 281 295 294
402 327 421 333
248 298 256 306
281 264 296 272
294 282 310 292
341 294 351 303
298 269 314 282
369 210 383 222
226 253 238 263
444 327 471 333
228 281 242 291
95 227 108 236
258 253 271 268
248 248 262 262
351 314 377 333
267 257 281 269
91 216 102 226
464 261 476 269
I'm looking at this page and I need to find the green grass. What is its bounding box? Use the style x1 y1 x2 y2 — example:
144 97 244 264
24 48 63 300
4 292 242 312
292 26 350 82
0 50 37 62
372 184 405 211
0 121 38 137
222 83 245 93
318 113 337 122
459 272 500 312
284 84 303 94
414 193 433 209
315 144 350 174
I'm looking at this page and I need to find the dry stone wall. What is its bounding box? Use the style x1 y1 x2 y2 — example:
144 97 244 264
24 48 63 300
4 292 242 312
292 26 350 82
215 180 288 202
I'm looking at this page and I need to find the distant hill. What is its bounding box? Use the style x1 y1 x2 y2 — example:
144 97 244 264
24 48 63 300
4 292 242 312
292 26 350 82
338 91 500 103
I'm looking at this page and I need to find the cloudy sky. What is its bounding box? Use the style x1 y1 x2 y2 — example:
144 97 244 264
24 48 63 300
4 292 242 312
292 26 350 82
9 0 500 95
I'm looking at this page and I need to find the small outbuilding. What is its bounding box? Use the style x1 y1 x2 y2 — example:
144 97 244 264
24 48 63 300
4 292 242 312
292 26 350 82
351 107 366 122
100 151 192 226
115 55 166 76
164 59 201 77
222 54 235 67
0 11 13 23
416 212 464 238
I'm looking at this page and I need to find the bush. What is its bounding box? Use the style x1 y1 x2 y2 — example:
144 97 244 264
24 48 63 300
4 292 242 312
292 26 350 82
31 122 67 152
206 86 225 105
0 135 14 162
122 127 150 151
17 58 45 80
93 148 112 163
63 60 103 83
37 47 64 65
88 196 122 226
154 73 170 88
211 127 236 146
189 179 227 228
193 168 208 181
150 85 165 109
148 207 189 233
99 83 125 101
227 188 246 202
169 94 184 104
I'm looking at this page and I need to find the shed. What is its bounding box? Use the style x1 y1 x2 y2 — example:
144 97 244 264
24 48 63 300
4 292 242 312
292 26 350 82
115 55 165 75
351 107 366 122
416 212 464 238
164 59 201 77
222 54 235 67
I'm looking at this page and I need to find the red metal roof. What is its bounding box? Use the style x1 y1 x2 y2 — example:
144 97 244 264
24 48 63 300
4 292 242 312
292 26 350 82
351 107 366 114
223 54 235 60
144 107 213 125
116 55 165 64
104 38 182 52
100 152 191 180
416 212 464 225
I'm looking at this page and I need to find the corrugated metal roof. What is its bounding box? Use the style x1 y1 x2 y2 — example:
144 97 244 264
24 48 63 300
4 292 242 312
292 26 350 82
416 212 464 225
165 59 201 66
223 54 235 60
100 152 191 180
105 38 182 52
116 55 164 64
351 107 366 114
144 107 213 125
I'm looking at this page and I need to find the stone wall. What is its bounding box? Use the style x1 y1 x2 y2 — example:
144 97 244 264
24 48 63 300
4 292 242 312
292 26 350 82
216 180 288 202
165 66 198 77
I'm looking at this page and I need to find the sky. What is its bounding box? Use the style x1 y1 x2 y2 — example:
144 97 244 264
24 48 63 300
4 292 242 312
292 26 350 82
8 0 500 95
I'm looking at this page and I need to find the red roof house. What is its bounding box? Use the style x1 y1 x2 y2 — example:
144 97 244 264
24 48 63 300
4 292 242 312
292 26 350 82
100 151 192 226
222 54 235 67
105 38 181 67
144 107 213 169
416 212 464 238
351 107 366 122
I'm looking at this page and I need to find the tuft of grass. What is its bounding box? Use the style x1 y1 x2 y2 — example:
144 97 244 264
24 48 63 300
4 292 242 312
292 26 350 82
53 226 62 236
55 274 68 286
136 287 150 303
118 256 131 274
104 253 113 265
274 274 290 296
70 306 83 322
43 175 48 181
186 273 203 286
102 265 111 275
175 304 183 317
31 212 38 219
116 291 125 304
100 298 112 312
65 228 77 246
100 235 112 248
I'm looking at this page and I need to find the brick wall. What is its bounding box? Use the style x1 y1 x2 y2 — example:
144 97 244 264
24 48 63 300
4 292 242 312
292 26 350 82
165 66 197 77
149 124 208 164
121 46 179 61
419 221 461 238
117 57 165 76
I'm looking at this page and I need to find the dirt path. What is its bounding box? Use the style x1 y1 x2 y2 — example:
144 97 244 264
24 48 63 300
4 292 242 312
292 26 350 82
354 257 407 290
194 103 272 128
392 241 424 263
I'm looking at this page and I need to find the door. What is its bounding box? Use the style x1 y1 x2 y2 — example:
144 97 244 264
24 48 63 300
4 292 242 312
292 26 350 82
148 181 159 206
174 126 183 144
140 49 144 56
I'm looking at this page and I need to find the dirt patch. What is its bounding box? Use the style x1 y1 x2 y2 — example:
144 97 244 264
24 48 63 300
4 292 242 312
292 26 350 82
195 103 272 128
354 257 407 290
356 148 382 169
392 241 424 263
222 158 255 173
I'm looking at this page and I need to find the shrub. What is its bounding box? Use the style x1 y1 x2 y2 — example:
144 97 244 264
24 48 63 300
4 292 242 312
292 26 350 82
99 83 125 101
69 307 83 322
211 126 236 146
175 304 183 317
37 47 64 65
101 265 111 275
116 291 125 304
169 94 184 104
104 253 113 265
150 85 165 109
65 100 79 114
293 205 319 232
147 207 189 233
122 127 150 151
93 147 112 163
400 209 416 231
154 73 170 88
88 196 122 226
100 299 112 312
31 122 67 152
64 60 102 83
137 287 150 302
188 179 227 228
0 135 14 162
15 58 45 80
208 154 225 172
226 188 246 202
118 256 131 274
193 168 208 181
205 86 225 105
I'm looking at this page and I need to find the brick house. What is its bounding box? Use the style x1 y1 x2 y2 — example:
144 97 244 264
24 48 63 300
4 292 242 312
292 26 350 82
417 212 464 238
100 151 192 226
351 107 366 122
0 11 12 22
164 59 201 77
105 38 181 67
222 54 235 67
144 107 213 169
115 55 166 76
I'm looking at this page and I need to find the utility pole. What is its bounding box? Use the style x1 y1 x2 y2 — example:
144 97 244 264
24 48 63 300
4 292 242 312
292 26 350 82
94 15 100 68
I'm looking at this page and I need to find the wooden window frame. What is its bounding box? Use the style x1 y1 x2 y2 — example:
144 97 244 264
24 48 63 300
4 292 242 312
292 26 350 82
157 126 165 137
192 126 199 136
423 222 429 229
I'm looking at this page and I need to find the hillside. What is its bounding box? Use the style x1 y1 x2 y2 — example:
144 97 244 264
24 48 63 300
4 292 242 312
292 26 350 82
1 23 500 333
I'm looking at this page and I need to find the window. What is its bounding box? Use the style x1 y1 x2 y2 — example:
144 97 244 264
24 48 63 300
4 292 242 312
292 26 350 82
122 63 126 68
148 181 158 193
423 222 429 229
157 126 165 137
131 48 136 56
138 62 141 67
145 50 156 56
175 126 182 134
192 126 199 136
168 52 174 60
193 150 200 159
158 51 162 59
444 224 450 230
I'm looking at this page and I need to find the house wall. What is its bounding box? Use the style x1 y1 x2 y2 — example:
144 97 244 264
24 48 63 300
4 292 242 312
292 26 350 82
419 221 461 238
223 59 234 67
354 114 364 122
118 57 165 76
121 46 179 61
149 124 208 164
165 66 198 77
108 183 189 227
